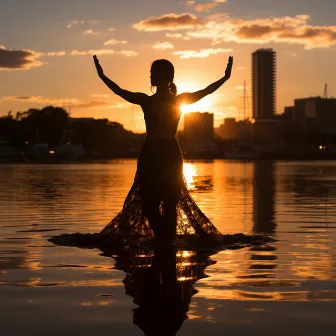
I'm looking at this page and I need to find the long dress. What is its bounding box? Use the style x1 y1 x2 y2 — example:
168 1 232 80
99 93 223 246
50 94 272 250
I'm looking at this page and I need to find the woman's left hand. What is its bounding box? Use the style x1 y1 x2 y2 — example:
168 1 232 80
93 55 104 76
224 56 233 80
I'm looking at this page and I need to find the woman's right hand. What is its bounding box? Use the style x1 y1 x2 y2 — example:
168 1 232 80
93 55 104 76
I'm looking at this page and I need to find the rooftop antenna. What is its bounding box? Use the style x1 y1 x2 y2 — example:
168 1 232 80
323 83 328 99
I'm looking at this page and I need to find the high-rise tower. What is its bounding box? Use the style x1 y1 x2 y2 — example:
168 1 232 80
252 49 276 119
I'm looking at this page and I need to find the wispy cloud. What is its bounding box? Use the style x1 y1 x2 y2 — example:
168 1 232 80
66 20 99 29
195 2 219 12
133 13 203 31
83 29 96 35
104 39 127 46
66 20 85 28
88 20 100 25
166 33 191 40
70 48 138 57
108 27 115 32
1 96 130 109
153 41 175 50
173 47 232 58
186 14 336 49
91 94 110 98
38 51 66 57
118 50 138 57
2 96 78 106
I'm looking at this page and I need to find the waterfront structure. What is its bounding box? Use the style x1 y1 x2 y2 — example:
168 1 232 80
219 118 252 143
183 112 214 152
283 97 336 132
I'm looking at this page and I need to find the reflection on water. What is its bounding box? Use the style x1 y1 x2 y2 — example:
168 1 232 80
183 162 213 192
112 249 215 335
253 161 276 233
0 160 336 335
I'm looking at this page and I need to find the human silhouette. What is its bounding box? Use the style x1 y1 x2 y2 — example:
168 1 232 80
94 55 233 246
50 56 272 250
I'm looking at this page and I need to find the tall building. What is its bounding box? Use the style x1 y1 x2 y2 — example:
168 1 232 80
252 49 276 119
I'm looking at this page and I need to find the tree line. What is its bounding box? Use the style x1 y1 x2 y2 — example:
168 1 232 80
0 106 145 156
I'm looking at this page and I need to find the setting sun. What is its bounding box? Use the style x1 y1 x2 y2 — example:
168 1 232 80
177 82 214 114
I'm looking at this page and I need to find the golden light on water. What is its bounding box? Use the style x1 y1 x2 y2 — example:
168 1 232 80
183 162 197 189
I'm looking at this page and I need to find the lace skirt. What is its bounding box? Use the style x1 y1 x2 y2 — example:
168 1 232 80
49 138 273 250
100 137 222 243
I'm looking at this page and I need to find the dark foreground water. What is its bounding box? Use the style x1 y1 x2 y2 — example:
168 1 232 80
0 160 335 335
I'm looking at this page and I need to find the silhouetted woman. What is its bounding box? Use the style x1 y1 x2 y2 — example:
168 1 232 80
93 55 233 247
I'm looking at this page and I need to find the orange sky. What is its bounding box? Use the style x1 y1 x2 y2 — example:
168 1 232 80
1 0 336 132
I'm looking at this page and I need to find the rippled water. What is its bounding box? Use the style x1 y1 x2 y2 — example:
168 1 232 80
0 160 335 335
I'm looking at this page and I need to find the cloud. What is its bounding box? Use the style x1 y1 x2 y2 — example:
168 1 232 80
1 96 131 109
2 96 77 106
132 13 203 31
70 48 138 57
173 47 232 58
66 20 85 28
108 27 115 32
166 33 191 40
195 2 219 12
83 29 95 35
104 39 127 46
119 50 138 57
38 51 66 57
153 41 175 50
0 46 42 70
186 14 336 49
91 94 110 98
166 33 183 38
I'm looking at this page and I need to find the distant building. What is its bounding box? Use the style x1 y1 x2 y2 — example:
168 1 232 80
252 117 284 153
219 118 252 143
252 49 276 119
183 112 214 151
283 97 336 132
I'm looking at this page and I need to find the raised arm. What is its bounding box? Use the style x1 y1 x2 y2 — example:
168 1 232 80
177 56 233 105
93 55 148 105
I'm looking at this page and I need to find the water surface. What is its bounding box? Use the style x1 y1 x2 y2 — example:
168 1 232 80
0 160 335 335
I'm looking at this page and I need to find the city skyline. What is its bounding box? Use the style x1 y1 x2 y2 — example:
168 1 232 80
1 0 336 132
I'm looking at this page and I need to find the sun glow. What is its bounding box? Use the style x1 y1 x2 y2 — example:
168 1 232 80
177 82 214 114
